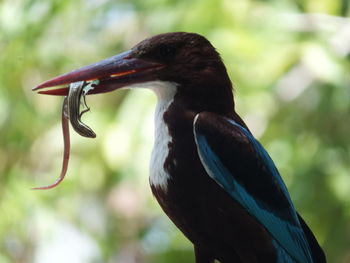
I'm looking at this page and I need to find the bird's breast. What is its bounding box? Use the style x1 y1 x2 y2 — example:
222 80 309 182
149 120 172 191
149 82 178 192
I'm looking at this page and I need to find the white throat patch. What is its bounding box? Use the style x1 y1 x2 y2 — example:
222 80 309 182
126 81 178 191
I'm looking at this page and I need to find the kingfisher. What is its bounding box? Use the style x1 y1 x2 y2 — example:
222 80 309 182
34 32 326 263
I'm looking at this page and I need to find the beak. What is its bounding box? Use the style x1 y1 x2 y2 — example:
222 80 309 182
33 50 163 95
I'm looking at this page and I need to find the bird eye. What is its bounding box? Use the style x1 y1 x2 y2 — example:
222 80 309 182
158 44 176 59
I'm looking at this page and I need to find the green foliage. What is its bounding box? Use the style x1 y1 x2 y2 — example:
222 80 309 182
1 0 349 262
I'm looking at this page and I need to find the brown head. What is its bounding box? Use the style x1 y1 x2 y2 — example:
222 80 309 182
34 32 234 116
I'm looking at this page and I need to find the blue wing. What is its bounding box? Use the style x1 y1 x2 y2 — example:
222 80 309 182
193 112 313 263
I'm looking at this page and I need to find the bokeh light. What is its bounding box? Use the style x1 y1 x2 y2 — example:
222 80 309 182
1 0 349 262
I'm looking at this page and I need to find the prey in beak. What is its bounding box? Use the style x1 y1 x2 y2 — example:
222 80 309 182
33 50 164 189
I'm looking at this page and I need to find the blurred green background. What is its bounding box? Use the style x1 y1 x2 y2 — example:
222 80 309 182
1 0 349 262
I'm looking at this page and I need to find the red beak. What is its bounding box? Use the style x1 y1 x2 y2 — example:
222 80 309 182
33 50 163 95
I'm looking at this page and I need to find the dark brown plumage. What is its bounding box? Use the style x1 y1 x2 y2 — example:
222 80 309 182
34 32 326 263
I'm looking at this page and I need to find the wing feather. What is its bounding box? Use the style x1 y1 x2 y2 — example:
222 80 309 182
193 112 313 263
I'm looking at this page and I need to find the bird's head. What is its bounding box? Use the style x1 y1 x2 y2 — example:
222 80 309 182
34 32 234 115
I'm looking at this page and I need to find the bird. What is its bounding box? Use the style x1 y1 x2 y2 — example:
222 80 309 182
34 32 326 263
